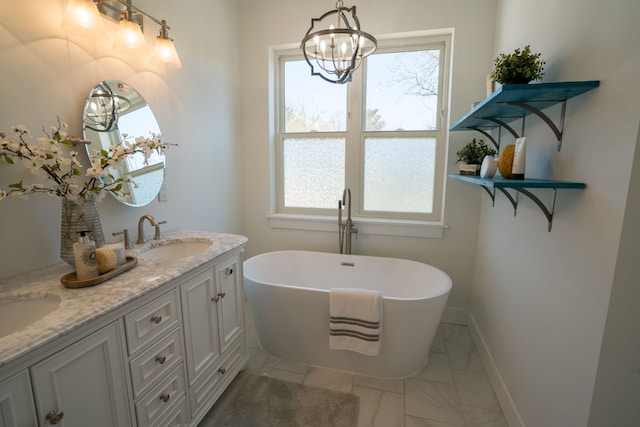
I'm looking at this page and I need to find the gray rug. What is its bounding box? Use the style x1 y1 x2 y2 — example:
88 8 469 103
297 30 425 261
206 371 359 427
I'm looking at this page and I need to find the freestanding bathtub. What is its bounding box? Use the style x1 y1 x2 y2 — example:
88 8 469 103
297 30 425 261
243 250 452 378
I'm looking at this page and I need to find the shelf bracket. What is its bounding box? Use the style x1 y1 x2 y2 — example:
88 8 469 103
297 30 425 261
481 117 521 139
498 188 518 215
513 188 558 232
507 100 567 151
480 186 496 206
474 128 499 150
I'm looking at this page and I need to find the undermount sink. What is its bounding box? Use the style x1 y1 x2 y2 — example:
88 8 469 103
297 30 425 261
0 293 61 339
137 239 213 261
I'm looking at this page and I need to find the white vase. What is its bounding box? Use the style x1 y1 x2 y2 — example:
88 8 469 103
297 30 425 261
60 198 105 266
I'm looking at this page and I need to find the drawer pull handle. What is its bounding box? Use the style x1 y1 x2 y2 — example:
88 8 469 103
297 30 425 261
212 296 220 303
218 292 226 299
225 267 234 276
155 355 166 364
150 315 162 324
46 410 64 425
218 367 226 374
160 393 171 403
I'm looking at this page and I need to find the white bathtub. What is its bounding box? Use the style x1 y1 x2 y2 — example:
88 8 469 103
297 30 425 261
243 250 452 378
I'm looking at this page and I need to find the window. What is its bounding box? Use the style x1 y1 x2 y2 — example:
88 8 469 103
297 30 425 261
275 34 450 223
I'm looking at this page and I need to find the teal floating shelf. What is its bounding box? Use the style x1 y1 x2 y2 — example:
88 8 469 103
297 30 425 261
447 174 586 231
450 81 599 150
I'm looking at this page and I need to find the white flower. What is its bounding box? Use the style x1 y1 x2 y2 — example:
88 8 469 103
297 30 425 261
0 118 177 203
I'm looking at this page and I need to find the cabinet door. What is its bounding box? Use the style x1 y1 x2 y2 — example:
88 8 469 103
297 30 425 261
181 270 220 384
215 252 245 353
31 321 131 427
0 370 37 427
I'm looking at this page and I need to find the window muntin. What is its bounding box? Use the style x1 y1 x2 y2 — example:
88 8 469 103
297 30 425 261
276 35 449 222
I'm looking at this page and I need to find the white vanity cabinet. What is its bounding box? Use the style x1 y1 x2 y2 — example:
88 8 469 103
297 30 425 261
0 232 248 427
181 251 248 420
0 370 38 427
30 320 132 427
125 289 188 427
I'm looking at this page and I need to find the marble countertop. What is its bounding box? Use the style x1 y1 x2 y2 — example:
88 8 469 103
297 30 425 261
0 230 248 368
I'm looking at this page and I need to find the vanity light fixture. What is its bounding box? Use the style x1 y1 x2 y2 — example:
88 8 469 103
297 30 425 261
61 0 108 40
300 0 377 84
62 0 182 68
151 20 182 68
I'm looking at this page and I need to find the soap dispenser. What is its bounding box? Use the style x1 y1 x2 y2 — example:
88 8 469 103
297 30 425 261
74 230 99 280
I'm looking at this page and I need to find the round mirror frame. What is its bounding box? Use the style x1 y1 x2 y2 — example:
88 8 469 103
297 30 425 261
82 80 165 207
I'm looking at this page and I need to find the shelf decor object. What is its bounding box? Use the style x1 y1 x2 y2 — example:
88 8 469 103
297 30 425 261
448 174 586 231
450 81 599 151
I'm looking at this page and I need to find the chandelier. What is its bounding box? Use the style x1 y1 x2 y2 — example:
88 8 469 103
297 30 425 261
300 1 377 84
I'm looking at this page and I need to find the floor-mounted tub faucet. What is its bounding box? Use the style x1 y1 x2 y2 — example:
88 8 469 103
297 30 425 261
338 187 358 254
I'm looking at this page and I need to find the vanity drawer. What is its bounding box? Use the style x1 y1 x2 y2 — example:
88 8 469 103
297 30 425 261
188 338 247 416
134 363 186 427
154 396 189 427
130 327 184 399
125 289 180 355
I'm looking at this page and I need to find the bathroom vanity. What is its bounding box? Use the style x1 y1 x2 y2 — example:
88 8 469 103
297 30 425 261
0 230 248 427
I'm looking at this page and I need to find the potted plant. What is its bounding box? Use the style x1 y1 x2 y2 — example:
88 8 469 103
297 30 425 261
490 45 545 84
456 138 496 175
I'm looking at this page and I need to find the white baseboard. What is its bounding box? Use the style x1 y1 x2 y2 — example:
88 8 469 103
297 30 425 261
467 311 526 427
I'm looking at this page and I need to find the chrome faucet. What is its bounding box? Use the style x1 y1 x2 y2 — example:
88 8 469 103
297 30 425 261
136 215 166 244
338 187 358 254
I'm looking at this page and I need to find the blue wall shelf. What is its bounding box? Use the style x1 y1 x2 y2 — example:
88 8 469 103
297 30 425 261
448 174 586 231
450 81 599 151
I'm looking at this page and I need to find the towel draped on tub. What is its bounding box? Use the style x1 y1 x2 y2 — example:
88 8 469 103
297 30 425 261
329 288 382 356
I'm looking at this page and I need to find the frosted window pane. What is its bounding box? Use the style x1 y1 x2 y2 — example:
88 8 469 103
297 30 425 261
364 137 436 213
284 61 347 132
283 138 345 209
365 50 440 131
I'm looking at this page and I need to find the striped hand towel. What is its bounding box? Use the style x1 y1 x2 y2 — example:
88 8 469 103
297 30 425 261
329 288 382 356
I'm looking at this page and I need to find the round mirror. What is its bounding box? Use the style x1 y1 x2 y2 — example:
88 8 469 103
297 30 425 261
83 80 164 207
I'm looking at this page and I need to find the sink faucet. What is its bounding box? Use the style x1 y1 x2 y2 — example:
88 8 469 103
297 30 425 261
136 215 160 245
338 187 358 254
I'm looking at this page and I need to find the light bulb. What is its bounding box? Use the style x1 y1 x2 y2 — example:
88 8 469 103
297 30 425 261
113 19 150 56
151 37 182 68
62 0 108 40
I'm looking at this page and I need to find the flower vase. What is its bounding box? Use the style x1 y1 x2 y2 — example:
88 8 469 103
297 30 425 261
60 198 105 266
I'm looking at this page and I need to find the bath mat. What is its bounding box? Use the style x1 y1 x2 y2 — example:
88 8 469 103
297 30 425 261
204 371 359 427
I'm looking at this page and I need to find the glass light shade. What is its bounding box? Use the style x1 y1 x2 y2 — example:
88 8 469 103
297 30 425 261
113 19 150 55
151 38 182 68
62 0 108 40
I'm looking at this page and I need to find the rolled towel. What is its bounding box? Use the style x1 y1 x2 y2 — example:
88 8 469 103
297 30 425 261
329 288 382 356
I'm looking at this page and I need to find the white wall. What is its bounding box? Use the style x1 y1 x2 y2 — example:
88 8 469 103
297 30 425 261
0 0 242 279
238 0 498 309
471 0 640 425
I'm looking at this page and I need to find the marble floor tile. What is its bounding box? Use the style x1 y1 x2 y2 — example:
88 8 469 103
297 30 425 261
354 374 404 393
431 327 447 353
462 405 509 427
303 366 355 392
257 365 305 383
416 351 454 384
452 370 501 411
446 342 485 373
353 385 404 427
405 415 461 426
203 321 509 427
440 323 475 346
405 378 464 425
262 355 309 374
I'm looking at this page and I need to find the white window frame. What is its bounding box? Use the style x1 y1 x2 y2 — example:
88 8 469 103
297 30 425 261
269 31 452 238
